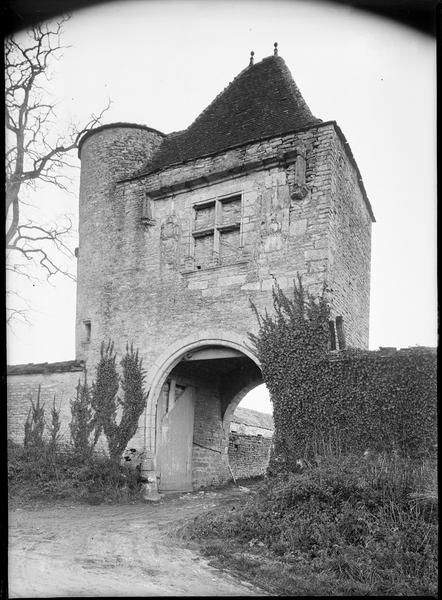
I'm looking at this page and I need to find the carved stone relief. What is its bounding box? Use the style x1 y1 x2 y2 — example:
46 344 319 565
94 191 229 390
141 192 156 229
160 212 181 268
255 185 289 269
263 213 283 253
288 145 309 201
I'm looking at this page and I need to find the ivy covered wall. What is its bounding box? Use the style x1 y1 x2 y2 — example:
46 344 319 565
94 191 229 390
250 283 437 474
271 347 437 472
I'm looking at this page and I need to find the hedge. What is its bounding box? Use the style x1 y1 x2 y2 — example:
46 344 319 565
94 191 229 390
249 280 437 473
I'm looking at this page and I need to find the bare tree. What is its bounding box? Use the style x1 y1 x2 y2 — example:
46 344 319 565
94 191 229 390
5 17 110 323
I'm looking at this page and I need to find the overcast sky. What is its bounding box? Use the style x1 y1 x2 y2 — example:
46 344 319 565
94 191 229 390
7 0 436 414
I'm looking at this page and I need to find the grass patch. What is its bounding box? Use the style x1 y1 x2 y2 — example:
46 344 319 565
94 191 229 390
8 439 143 506
182 454 438 596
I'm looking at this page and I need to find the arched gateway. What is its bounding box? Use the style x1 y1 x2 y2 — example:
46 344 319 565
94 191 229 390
74 49 374 498
143 331 262 493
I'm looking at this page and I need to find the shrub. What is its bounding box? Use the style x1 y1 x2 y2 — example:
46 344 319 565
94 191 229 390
8 439 142 505
187 455 438 595
48 396 61 453
70 376 95 460
91 341 148 470
91 341 119 449
23 384 45 451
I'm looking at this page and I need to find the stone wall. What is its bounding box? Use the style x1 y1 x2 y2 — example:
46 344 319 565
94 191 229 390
327 126 373 348
76 121 373 374
7 369 83 445
75 125 164 359
191 378 230 489
228 432 272 480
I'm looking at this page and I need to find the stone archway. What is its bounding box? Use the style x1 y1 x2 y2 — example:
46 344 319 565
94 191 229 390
141 330 262 494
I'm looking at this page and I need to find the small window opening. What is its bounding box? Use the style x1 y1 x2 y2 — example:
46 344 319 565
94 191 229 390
328 320 337 350
83 320 91 343
336 316 346 349
191 193 242 269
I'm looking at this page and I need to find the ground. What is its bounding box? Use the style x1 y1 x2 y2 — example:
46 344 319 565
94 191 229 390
8 483 267 598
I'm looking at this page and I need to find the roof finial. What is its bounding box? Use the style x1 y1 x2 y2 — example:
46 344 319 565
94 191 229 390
274 42 278 56
249 50 254 66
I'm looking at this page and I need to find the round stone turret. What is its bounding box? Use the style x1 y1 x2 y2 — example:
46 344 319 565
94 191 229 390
78 122 165 181
76 123 164 361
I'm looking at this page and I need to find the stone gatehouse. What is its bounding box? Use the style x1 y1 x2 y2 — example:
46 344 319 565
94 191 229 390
8 47 374 497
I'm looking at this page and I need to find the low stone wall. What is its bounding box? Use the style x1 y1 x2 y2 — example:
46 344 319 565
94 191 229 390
7 365 84 445
228 432 272 480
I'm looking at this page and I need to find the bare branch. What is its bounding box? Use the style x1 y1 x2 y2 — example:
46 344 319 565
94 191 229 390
5 16 110 325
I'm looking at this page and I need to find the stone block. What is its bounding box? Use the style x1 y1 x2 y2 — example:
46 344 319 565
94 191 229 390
201 287 222 297
289 218 307 237
188 279 209 290
241 282 260 291
305 248 327 261
261 278 276 291
218 274 246 287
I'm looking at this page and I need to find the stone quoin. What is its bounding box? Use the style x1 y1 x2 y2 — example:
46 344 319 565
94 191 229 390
8 48 374 497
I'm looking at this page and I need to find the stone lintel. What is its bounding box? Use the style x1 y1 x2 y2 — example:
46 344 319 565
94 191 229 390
182 348 245 361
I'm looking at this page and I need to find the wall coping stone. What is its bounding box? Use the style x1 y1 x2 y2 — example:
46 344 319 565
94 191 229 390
7 360 85 375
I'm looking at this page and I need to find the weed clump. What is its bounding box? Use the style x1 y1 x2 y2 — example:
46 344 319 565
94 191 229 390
8 439 142 505
187 455 438 596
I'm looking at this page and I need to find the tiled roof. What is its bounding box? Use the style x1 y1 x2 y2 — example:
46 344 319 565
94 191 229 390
139 54 321 175
232 406 274 431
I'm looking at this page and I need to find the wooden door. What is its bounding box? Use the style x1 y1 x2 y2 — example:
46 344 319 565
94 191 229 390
158 384 195 492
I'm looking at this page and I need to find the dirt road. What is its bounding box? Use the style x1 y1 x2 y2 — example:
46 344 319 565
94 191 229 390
9 486 266 597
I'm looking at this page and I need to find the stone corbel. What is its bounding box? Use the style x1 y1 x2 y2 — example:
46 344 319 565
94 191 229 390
141 192 156 229
289 145 309 201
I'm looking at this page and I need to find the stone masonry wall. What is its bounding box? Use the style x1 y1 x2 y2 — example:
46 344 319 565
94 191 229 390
228 432 272 480
7 371 83 445
76 123 372 371
7 368 129 455
327 129 372 348
192 378 230 489
75 125 164 359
